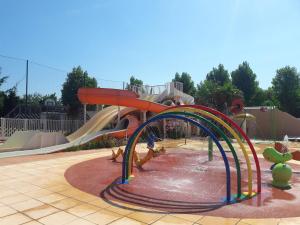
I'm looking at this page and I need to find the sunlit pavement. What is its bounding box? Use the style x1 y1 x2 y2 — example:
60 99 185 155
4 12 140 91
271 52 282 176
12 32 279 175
0 144 299 225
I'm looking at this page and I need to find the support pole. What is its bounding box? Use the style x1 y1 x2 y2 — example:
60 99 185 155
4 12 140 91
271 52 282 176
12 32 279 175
83 104 87 124
142 111 147 123
25 60 29 112
241 120 247 136
117 106 121 123
208 136 213 161
163 119 166 139
185 121 187 145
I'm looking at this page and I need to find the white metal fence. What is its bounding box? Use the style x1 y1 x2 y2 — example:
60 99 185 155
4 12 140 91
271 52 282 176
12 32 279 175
0 118 83 138
127 81 184 96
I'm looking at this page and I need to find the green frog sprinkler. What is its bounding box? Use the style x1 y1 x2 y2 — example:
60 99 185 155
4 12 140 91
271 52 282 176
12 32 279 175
263 137 300 189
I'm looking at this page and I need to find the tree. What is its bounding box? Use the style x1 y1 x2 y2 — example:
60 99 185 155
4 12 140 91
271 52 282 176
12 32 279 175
0 74 8 116
20 93 59 106
3 87 20 116
61 66 97 117
196 80 242 112
126 76 144 93
231 62 259 106
172 72 196 96
250 87 278 107
206 64 230 86
129 76 143 86
196 64 242 112
272 66 300 117
42 93 59 104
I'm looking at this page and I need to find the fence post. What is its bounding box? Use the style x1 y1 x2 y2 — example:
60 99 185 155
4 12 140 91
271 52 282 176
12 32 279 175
61 120 64 133
1 118 5 138
76 120 79 133
42 119 47 132
24 119 28 131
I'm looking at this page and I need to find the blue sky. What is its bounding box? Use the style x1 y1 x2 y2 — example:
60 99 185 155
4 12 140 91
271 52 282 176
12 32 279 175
0 0 300 96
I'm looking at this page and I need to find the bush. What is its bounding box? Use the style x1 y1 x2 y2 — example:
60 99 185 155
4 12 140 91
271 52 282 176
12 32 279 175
167 128 185 139
64 135 127 152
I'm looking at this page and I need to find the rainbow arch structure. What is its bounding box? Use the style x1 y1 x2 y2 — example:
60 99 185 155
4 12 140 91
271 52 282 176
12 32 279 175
121 105 261 203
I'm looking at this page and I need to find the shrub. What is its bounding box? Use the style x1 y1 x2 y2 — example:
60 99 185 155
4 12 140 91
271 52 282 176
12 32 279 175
167 128 185 139
63 135 127 152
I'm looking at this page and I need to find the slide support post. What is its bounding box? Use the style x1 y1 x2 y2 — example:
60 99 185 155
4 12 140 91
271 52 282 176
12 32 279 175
208 136 213 161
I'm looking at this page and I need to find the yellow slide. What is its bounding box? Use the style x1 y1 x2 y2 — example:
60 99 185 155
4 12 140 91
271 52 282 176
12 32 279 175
67 106 127 142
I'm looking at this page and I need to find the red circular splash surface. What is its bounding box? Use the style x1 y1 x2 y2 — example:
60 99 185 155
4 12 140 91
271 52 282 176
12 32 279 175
65 149 300 218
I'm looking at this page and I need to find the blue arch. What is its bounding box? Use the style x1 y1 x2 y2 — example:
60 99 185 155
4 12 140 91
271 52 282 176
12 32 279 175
122 113 232 203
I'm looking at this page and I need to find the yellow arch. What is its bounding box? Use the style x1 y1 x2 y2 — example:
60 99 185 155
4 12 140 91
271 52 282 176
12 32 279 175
127 108 255 196
162 107 253 196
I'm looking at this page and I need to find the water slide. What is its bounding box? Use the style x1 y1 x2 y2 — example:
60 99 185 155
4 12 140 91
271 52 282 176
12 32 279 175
78 88 167 113
67 106 134 141
0 131 68 152
66 87 167 143
67 88 166 142
0 88 167 158
0 106 136 152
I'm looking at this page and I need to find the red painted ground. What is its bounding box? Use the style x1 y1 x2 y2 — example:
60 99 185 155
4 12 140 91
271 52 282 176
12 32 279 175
65 149 300 218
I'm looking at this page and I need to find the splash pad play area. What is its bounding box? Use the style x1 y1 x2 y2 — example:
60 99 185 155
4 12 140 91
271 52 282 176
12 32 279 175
3 85 300 221
63 88 300 219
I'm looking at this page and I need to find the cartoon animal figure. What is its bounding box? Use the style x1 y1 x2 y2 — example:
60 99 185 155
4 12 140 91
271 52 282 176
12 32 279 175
263 147 292 164
111 146 166 169
263 147 293 189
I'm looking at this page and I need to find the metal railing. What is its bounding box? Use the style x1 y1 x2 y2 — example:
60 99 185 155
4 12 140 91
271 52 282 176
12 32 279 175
126 81 184 96
0 118 83 138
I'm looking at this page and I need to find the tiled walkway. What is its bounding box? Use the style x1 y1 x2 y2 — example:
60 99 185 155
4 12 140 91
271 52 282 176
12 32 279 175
0 149 299 225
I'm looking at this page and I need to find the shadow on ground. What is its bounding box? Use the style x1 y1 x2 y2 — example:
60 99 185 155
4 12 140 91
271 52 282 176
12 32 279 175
100 177 225 214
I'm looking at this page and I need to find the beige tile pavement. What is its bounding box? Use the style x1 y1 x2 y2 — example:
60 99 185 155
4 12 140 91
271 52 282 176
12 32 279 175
279 217 300 225
65 218 96 225
0 148 299 225
152 215 194 224
197 216 240 225
67 203 101 217
239 218 280 225
11 199 44 211
0 193 32 205
109 216 147 225
37 193 67 204
38 211 78 225
23 204 60 219
127 211 164 224
0 212 32 225
0 205 17 217
171 213 203 223
49 198 81 210
83 209 122 225
23 221 44 225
